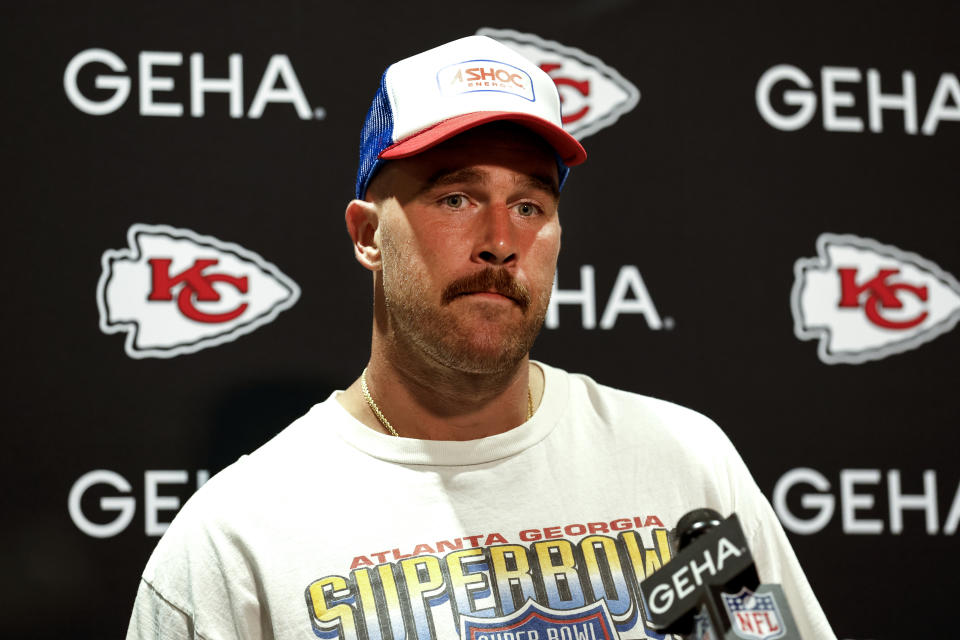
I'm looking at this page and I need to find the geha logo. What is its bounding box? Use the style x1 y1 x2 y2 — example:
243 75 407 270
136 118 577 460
69 469 209 538
97 224 300 358
756 65 960 135
64 48 325 119
477 28 639 140
773 467 960 535
437 59 534 101
547 265 672 331
791 233 960 364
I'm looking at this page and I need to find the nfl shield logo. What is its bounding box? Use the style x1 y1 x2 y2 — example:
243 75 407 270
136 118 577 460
721 587 786 640
460 600 618 640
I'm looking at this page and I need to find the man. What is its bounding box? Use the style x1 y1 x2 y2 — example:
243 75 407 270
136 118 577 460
127 36 835 639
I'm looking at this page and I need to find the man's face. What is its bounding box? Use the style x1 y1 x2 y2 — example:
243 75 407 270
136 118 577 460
370 123 562 375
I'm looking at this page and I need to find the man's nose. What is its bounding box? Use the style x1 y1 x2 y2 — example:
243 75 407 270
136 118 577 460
473 205 517 266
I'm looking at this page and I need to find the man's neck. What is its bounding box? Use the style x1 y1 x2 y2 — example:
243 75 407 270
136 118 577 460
339 345 543 441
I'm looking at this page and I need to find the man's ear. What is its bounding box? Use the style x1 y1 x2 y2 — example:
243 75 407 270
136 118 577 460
345 199 382 271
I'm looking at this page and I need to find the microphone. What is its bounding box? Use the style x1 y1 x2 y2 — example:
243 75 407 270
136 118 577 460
638 509 802 640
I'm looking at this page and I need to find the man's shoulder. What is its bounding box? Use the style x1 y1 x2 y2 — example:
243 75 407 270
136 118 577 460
140 397 347 583
540 361 737 462
542 361 721 429
149 399 341 535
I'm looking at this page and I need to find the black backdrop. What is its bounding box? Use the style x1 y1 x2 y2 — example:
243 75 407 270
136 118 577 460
5 2 959 638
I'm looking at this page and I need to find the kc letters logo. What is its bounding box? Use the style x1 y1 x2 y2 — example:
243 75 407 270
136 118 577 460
477 28 639 140
791 233 960 364
97 224 300 358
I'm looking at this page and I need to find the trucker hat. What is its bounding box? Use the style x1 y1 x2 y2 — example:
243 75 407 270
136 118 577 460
355 35 587 198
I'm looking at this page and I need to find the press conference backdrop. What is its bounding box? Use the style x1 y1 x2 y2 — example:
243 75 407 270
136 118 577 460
4 1 958 638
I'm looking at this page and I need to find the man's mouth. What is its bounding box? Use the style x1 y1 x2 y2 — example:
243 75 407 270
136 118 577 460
461 290 516 302
441 268 531 311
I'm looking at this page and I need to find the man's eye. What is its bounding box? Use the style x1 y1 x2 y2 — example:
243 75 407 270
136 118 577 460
442 194 465 208
515 202 539 216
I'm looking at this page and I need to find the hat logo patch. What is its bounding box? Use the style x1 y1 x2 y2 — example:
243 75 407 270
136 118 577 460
437 59 535 102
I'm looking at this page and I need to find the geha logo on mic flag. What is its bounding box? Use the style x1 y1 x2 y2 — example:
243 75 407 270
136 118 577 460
460 600 618 640
476 28 639 140
721 587 785 640
791 233 960 364
97 224 300 359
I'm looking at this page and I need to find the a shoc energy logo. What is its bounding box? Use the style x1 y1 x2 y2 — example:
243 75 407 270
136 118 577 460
791 233 960 364
97 224 300 358
477 28 639 140
756 65 960 134
64 48 325 119
437 60 534 101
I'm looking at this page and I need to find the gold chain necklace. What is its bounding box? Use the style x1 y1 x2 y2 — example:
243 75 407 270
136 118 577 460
360 368 534 437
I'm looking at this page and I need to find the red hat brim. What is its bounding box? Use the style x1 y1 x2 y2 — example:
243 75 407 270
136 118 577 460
379 111 587 166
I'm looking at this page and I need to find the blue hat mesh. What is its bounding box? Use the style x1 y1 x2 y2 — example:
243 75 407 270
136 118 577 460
355 70 395 199
556 158 570 190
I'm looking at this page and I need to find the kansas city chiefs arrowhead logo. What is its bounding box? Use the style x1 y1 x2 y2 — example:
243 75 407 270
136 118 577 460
791 233 960 364
97 224 301 359
477 27 639 140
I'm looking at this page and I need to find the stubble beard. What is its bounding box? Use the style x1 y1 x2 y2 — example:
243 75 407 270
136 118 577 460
380 244 550 375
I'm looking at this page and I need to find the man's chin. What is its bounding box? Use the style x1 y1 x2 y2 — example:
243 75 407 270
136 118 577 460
438 351 527 376
388 300 546 374
433 327 538 374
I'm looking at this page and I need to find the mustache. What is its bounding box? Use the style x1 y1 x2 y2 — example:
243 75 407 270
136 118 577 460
441 268 531 310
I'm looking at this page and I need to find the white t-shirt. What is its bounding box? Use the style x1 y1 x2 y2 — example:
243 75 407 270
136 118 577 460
127 362 836 640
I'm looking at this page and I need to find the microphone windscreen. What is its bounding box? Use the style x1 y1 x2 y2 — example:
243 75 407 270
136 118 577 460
676 508 724 551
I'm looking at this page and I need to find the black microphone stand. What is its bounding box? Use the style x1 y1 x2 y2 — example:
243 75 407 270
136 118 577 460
639 509 802 640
